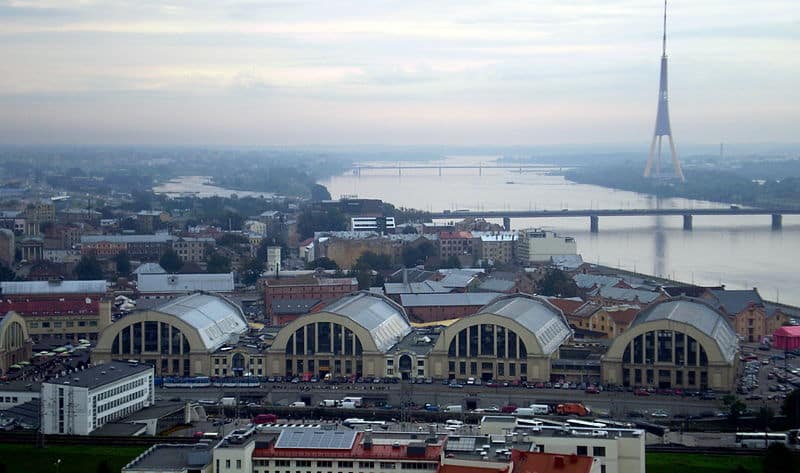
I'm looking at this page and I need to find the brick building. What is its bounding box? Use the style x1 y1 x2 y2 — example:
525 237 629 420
264 276 358 325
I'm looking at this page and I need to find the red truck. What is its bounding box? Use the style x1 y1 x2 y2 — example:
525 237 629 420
253 414 278 425
555 403 590 416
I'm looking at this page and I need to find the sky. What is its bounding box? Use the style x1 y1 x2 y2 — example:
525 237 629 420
0 0 797 146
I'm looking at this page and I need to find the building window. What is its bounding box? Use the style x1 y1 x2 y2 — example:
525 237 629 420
226 460 231 468
237 460 242 469
592 446 606 457
576 446 587 456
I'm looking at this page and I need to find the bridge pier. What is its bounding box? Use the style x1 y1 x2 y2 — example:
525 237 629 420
478 166 482 176
772 214 783 230
590 216 599 233
503 217 511 232
438 167 442 176
682 214 693 231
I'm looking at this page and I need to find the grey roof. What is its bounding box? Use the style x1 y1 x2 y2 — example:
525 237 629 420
0 380 41 393
389 268 436 283
0 399 40 429
91 422 147 436
81 234 174 243
391 330 440 356
476 278 516 292
323 292 412 353
591 286 662 304
438 270 480 288
123 444 213 472
477 294 573 355
629 298 738 363
574 274 621 289
275 428 357 450
384 280 449 295
271 299 321 315
45 361 152 390
152 293 248 351
550 255 584 270
0 280 107 295
707 289 764 314
400 293 502 308
133 262 166 275
137 272 234 293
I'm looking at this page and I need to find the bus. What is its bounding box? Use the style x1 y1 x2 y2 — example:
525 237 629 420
163 376 212 388
736 432 788 448
342 418 386 428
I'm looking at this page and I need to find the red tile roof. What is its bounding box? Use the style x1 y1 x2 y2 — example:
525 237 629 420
439 464 511 473
253 433 442 461
606 307 640 326
439 231 473 239
546 298 585 316
511 450 594 473
773 326 800 337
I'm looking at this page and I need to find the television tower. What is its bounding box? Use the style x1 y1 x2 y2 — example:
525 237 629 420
643 0 685 182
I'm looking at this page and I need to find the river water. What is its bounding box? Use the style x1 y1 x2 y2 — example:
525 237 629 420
319 156 800 306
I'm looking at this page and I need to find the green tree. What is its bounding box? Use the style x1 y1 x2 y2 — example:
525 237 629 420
355 268 373 290
354 251 392 271
241 258 264 286
297 208 347 239
0 263 15 282
96 460 112 473
402 225 418 234
74 255 104 280
306 257 339 270
538 268 578 297
159 249 182 273
310 184 332 201
782 388 800 427
763 443 797 473
440 255 462 269
207 252 232 273
722 394 747 423
114 250 131 276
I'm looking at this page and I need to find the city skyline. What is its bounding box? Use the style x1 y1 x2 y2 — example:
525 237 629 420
0 0 797 145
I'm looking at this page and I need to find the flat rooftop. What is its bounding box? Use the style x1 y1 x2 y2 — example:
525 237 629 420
123 444 212 471
45 361 152 390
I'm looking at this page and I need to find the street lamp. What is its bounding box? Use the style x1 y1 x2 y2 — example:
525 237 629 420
54 459 61 473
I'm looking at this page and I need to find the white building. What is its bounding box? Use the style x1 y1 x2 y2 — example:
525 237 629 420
516 228 577 264
266 246 281 274
479 416 645 473
136 273 235 297
41 361 154 435
350 216 396 232
0 381 40 410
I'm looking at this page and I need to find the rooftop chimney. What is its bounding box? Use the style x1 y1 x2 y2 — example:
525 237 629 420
363 431 373 449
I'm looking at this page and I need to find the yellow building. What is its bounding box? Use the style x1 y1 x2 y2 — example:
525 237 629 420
603 298 739 391
0 311 32 377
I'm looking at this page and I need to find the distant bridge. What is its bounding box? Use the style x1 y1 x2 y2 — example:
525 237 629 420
427 208 800 232
352 164 550 176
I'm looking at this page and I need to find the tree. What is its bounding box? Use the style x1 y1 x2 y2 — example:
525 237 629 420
310 184 332 201
96 460 112 473
722 394 747 423
0 263 15 282
207 252 231 273
402 225 418 235
114 250 131 276
74 255 104 280
306 257 339 271
440 255 462 269
241 258 264 286
355 268 373 290
764 443 797 473
354 251 392 271
782 388 800 427
159 249 182 273
538 268 578 297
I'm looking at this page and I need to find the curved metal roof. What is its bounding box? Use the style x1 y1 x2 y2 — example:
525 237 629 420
477 294 573 355
153 292 248 351
629 298 738 362
322 292 411 353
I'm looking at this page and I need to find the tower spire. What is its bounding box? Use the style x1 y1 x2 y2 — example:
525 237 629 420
662 0 668 57
644 0 685 182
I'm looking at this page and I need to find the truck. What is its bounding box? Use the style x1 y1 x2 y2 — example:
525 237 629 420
220 397 237 407
444 405 463 413
556 403 590 416
319 399 340 407
253 413 278 425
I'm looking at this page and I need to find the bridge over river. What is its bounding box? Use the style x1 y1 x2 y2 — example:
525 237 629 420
428 208 800 232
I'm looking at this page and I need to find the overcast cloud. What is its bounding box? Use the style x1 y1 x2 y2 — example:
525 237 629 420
0 0 797 145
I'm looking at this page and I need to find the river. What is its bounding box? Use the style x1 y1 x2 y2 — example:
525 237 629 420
319 156 800 306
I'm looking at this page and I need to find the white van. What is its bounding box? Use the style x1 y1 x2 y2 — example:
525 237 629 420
528 404 550 415
444 405 463 413
289 401 307 408
445 419 464 427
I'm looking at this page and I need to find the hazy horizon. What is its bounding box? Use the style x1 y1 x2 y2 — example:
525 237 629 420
1 1 797 146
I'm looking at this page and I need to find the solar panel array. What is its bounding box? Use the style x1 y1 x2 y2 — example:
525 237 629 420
275 429 357 450
444 436 476 452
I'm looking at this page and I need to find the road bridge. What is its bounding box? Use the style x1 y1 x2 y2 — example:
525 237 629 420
428 208 800 232
352 164 551 176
